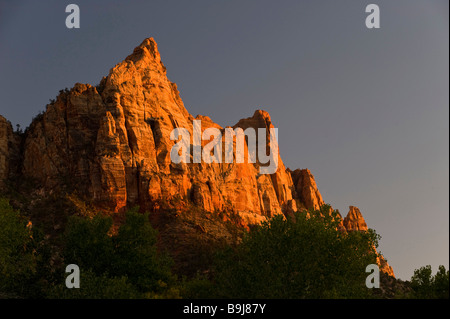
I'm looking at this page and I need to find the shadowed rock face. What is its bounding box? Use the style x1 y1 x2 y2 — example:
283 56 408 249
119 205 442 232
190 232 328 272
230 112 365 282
0 115 21 189
290 168 325 211
0 116 12 188
0 37 394 276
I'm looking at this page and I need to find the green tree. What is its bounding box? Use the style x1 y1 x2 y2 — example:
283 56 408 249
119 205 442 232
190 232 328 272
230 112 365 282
433 265 450 299
60 208 178 298
110 208 176 293
47 269 139 299
410 265 449 299
212 205 379 298
0 198 38 297
63 213 115 275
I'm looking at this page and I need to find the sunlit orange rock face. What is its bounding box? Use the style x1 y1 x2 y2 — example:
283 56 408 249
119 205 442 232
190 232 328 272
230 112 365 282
343 206 368 231
0 38 394 276
17 38 306 221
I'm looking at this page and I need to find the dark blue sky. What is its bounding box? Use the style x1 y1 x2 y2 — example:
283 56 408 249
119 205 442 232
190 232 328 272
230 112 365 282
0 0 448 280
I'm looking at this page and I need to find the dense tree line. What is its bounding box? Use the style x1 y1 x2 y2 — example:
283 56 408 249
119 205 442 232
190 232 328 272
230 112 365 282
0 198 448 299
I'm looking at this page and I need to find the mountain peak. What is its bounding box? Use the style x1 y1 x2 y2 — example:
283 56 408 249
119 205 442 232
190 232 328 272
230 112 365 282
124 37 162 66
233 109 274 131
343 206 368 231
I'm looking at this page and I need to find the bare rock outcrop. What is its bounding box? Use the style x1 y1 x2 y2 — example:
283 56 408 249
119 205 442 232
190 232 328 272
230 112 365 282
290 168 324 211
343 206 368 231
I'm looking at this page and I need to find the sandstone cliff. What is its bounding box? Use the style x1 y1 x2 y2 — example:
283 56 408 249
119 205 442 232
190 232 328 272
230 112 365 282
0 37 394 276
14 38 303 222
